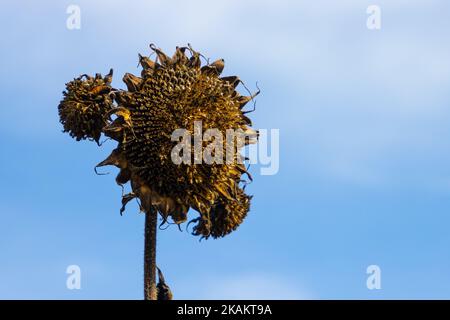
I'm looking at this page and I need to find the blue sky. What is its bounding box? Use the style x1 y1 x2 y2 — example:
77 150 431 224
1 0 450 299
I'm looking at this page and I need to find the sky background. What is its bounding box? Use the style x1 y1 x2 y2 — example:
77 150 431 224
1 0 450 299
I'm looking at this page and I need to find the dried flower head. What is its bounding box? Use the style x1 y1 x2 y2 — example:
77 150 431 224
192 189 252 239
60 44 258 240
58 69 114 144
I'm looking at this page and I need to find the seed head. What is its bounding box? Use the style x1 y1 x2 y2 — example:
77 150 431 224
60 45 259 240
58 70 114 143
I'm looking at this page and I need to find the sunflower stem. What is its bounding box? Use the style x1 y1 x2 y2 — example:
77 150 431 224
144 207 157 300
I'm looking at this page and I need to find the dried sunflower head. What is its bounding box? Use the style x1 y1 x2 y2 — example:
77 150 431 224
61 44 258 240
58 69 114 144
192 189 252 239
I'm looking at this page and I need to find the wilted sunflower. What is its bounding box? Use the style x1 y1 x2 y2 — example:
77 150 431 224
58 69 114 144
98 44 259 239
58 44 259 300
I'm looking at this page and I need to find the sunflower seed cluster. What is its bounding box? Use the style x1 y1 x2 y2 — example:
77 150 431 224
59 45 258 240
58 70 114 144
